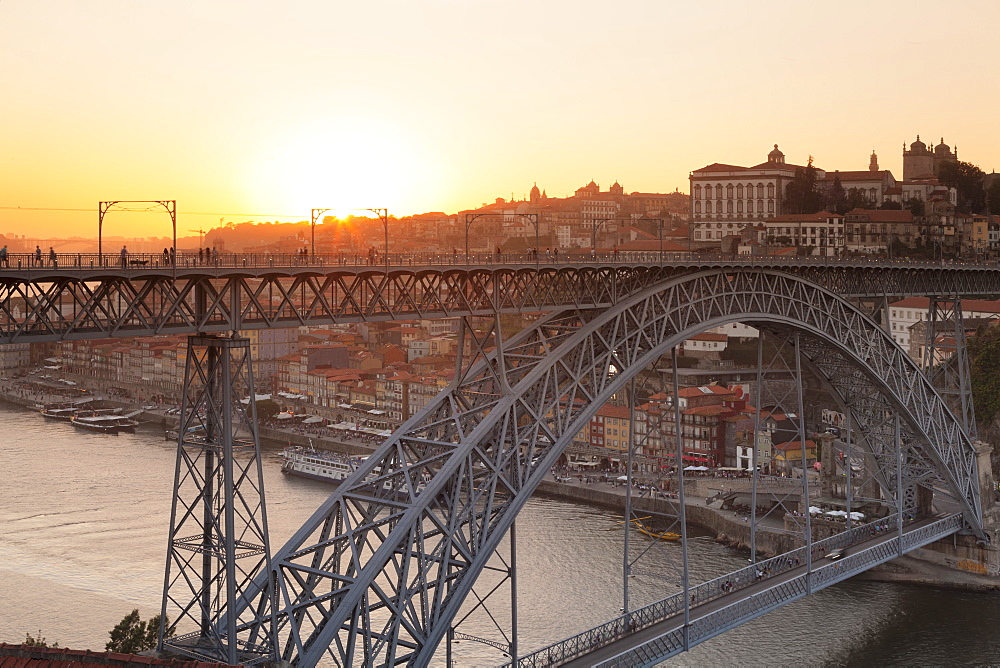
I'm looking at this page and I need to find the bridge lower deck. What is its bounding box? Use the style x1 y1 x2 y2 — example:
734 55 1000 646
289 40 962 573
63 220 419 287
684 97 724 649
539 515 961 668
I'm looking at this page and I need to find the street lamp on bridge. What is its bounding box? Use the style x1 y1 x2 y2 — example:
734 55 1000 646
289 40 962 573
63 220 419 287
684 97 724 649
310 209 330 257
465 212 539 266
99 200 176 276
368 208 390 274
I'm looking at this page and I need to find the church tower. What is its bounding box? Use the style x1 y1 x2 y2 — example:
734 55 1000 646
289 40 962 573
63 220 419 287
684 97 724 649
869 150 879 172
903 135 934 181
530 182 541 204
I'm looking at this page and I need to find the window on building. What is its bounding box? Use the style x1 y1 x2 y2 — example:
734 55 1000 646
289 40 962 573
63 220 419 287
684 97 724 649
728 201 734 213
715 185 723 199
768 200 774 213
694 201 701 213
737 184 744 198
767 183 775 198
737 200 743 213
757 184 765 198
727 184 734 199
757 200 764 213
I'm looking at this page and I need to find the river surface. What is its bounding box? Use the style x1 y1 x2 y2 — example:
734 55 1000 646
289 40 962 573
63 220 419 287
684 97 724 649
1 401 999 666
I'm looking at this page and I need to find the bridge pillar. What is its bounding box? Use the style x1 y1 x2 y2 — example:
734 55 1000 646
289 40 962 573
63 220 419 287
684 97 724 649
158 334 275 665
975 440 996 513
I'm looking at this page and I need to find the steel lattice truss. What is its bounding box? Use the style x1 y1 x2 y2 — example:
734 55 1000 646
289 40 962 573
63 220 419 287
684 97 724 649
160 335 276 665
5 260 1000 342
226 268 983 666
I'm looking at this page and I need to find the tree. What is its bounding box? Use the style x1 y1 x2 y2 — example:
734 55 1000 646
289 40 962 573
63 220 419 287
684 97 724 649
938 160 986 213
906 198 925 217
826 174 848 215
846 188 875 211
24 630 57 648
987 180 1000 216
106 609 172 654
880 199 903 210
255 398 281 420
783 157 825 214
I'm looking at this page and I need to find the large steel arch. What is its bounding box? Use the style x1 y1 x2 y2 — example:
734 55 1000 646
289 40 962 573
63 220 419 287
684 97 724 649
239 268 983 666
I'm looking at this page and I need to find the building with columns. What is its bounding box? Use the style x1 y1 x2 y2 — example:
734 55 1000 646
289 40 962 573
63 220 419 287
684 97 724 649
689 145 824 244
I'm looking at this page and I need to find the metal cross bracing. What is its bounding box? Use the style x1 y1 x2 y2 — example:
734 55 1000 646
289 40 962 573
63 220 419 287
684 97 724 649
158 334 277 665
7 257 1000 343
221 268 984 666
538 514 964 668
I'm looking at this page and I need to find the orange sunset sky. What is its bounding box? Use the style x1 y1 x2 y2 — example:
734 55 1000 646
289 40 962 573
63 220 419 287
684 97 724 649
3 0 1000 238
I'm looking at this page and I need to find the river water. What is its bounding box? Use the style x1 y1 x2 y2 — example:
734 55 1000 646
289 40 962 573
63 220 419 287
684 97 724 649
1 400 998 666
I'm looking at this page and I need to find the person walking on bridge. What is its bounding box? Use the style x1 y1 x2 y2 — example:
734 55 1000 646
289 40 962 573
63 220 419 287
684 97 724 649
35 245 42 267
120 245 128 268
49 247 57 267
0 245 7 267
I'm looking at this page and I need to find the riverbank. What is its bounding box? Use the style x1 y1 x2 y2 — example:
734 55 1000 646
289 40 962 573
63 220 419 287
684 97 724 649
4 383 997 592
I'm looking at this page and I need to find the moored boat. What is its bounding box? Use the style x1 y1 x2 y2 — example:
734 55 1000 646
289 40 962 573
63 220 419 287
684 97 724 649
281 445 429 496
40 404 80 420
280 446 363 486
71 414 138 434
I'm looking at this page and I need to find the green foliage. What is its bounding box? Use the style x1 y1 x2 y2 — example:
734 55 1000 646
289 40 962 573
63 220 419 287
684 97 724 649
879 200 903 210
987 180 1000 216
826 174 848 214
24 630 57 648
784 158 825 214
969 325 1000 426
938 160 986 212
907 198 925 217
256 398 281 420
106 609 172 654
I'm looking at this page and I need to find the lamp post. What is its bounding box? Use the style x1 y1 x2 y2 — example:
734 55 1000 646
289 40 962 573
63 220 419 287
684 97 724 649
310 209 330 257
368 208 389 274
465 213 539 266
590 216 621 257
99 200 176 276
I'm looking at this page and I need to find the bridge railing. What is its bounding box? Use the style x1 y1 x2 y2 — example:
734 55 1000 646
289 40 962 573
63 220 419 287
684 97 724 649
0 249 988 273
588 514 964 668
512 514 925 668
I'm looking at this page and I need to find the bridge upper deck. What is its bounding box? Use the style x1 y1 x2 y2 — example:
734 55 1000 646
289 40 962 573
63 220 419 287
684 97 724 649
1 252 998 342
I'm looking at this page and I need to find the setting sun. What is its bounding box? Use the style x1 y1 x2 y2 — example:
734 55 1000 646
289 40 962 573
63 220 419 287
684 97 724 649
248 118 431 218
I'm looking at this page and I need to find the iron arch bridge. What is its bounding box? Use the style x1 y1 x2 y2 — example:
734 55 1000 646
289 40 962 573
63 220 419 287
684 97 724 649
211 267 985 666
3 254 1000 343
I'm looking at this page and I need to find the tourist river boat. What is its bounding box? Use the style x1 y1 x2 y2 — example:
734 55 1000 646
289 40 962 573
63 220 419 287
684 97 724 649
70 412 139 434
281 446 365 487
40 403 81 420
281 445 429 496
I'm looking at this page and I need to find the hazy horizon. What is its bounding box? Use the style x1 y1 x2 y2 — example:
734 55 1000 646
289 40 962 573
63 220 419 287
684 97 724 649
4 0 999 238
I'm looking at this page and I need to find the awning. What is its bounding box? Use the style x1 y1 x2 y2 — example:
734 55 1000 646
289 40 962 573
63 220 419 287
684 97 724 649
275 412 295 420
302 416 323 424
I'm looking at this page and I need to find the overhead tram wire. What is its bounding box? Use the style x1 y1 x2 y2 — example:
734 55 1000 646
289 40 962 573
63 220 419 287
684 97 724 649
0 206 308 218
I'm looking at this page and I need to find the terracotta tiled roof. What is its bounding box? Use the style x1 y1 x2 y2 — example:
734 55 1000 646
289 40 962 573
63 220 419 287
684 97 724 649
823 170 892 182
0 643 237 667
692 163 748 173
844 208 913 222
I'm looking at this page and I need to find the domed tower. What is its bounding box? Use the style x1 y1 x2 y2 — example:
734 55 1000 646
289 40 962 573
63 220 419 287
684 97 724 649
767 144 785 164
610 181 624 195
530 182 541 204
933 138 957 176
903 135 934 181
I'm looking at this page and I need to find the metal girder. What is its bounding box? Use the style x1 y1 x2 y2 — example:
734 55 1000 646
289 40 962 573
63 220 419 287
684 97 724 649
6 260 1000 342
158 335 276 665
227 268 982 667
